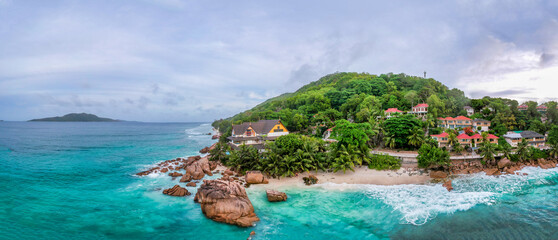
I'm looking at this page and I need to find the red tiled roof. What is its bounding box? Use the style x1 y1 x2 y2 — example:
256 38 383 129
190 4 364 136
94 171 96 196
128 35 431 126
537 105 547 109
431 132 448 138
438 117 455 120
385 108 403 113
457 133 472 139
518 104 528 108
454 116 472 120
487 134 499 139
470 134 481 139
470 133 499 139
414 103 428 108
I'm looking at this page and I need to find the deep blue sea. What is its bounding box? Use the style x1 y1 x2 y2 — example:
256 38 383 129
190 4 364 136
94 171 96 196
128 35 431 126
0 122 557 240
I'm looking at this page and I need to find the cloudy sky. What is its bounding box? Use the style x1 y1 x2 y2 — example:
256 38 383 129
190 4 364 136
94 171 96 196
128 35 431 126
1 0 557 122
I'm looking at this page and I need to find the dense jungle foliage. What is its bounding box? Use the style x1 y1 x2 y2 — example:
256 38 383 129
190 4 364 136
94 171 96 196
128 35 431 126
210 72 558 173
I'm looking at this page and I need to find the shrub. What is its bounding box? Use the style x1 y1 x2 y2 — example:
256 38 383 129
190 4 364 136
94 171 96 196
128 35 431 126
417 144 450 168
368 154 401 170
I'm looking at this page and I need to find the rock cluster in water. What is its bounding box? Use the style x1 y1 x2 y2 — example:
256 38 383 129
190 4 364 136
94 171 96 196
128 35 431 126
266 189 287 202
163 185 191 197
179 157 216 182
442 180 453 192
194 179 260 227
136 155 217 182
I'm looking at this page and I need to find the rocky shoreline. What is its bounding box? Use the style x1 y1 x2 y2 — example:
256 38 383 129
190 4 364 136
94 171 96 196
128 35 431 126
135 142 270 228
135 139 558 230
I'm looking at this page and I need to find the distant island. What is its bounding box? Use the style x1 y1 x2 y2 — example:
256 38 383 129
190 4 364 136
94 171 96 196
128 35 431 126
29 113 121 122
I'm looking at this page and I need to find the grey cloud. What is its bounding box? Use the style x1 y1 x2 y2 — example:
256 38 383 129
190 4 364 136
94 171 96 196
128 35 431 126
469 89 535 99
1 0 557 121
540 53 556 67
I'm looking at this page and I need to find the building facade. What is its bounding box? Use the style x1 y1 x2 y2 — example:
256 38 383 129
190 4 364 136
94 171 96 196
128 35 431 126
384 108 403 119
431 132 498 148
410 103 428 118
228 120 289 151
472 119 491 132
464 106 474 116
438 116 473 129
503 131 546 148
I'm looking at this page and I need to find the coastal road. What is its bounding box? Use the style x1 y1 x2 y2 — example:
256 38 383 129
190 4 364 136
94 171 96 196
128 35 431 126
371 150 504 162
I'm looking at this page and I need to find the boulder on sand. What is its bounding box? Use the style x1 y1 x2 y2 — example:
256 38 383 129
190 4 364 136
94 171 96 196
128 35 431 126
163 185 191 197
266 189 287 202
194 179 260 227
245 171 268 184
430 170 448 179
303 175 318 185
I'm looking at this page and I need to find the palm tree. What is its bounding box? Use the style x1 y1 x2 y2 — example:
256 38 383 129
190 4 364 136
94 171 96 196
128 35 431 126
423 114 436 136
330 145 356 173
384 134 397 149
549 143 558 159
479 142 497 164
447 132 458 148
452 142 464 155
516 138 530 162
209 142 230 163
481 131 489 145
408 128 425 148
499 142 512 159
369 119 384 147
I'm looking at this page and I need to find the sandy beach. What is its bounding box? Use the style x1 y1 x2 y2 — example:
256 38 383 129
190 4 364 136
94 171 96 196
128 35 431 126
242 166 431 189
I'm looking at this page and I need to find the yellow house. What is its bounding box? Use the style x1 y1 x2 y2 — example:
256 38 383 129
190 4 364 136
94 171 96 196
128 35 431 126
228 120 289 150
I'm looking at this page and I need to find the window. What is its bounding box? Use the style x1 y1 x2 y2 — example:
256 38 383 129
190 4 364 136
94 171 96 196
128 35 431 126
273 126 284 132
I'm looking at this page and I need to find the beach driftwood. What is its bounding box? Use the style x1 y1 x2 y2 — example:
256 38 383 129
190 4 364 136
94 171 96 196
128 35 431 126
194 179 259 227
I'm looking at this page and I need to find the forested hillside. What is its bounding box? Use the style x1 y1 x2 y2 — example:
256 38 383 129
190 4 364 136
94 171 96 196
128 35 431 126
210 72 558 176
213 72 557 137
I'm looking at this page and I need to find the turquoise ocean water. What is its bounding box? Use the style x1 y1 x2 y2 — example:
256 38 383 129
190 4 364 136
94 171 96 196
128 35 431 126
0 122 557 239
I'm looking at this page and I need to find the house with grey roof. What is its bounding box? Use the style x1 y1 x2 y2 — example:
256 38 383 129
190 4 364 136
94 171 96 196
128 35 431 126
503 131 546 148
227 119 289 151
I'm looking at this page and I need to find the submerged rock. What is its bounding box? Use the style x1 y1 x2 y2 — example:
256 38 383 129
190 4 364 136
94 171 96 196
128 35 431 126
266 189 287 202
245 171 268 184
163 185 191 197
186 182 197 187
168 172 183 177
194 179 259 227
442 180 453 192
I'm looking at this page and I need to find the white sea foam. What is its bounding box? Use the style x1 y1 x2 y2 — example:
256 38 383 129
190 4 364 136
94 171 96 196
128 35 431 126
184 123 212 136
317 166 558 225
